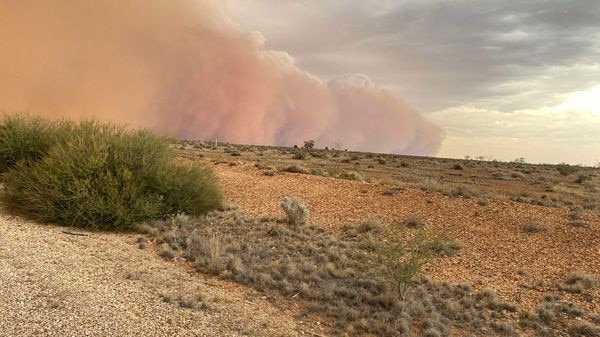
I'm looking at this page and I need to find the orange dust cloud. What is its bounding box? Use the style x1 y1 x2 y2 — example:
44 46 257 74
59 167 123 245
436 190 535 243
0 0 443 154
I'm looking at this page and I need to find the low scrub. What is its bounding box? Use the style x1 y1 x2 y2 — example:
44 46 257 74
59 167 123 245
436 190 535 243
339 171 363 181
377 234 431 300
520 295 599 336
1 116 222 230
522 222 547 233
280 165 310 175
280 196 309 226
419 238 463 257
142 210 523 337
402 215 426 228
558 273 598 294
0 114 63 173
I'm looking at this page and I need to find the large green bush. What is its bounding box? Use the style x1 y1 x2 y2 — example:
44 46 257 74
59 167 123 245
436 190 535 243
0 117 222 230
0 115 61 173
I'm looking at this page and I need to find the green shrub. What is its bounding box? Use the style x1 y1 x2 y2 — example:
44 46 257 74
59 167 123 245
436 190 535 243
0 115 62 173
1 119 221 230
377 234 431 300
556 163 580 176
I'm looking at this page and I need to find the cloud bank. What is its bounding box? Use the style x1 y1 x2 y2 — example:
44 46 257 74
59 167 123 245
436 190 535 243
228 0 600 164
0 0 443 154
231 0 600 112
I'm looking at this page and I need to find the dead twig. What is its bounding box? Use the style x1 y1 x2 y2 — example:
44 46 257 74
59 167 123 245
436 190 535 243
62 231 89 237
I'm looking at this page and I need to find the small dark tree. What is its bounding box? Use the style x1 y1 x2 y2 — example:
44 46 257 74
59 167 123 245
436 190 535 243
303 140 315 149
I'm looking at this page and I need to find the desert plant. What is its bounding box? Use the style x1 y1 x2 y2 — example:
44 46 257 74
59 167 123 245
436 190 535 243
403 215 426 228
446 185 479 198
522 222 546 233
520 296 597 336
293 151 307 160
378 234 431 300
557 163 580 176
338 171 363 181
207 235 224 275
143 209 528 337
303 140 315 149
1 119 222 230
357 219 381 233
559 273 598 294
575 175 591 184
419 238 462 257
568 322 600 337
280 196 309 226
280 165 309 174
0 114 64 173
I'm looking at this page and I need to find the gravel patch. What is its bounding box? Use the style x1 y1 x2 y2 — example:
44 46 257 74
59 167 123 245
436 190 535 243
0 214 300 337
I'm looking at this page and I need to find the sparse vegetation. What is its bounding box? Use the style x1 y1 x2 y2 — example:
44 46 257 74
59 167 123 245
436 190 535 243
280 165 310 174
377 233 430 300
568 322 600 337
357 218 381 233
557 163 580 176
140 210 525 337
419 237 463 257
292 151 307 160
418 180 485 200
522 222 547 233
402 215 426 228
153 141 599 336
338 171 363 181
519 295 599 336
280 196 309 226
558 273 598 294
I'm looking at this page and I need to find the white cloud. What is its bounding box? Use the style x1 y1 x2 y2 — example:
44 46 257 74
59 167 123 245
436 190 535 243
430 84 600 165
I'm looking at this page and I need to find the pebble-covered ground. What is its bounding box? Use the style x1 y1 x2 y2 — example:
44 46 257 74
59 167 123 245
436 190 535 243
0 214 300 337
213 161 600 314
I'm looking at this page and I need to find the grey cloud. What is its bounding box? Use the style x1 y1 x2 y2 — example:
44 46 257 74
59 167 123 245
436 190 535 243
230 0 600 111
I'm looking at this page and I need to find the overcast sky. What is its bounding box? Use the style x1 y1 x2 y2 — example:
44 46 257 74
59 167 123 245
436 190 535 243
229 0 600 165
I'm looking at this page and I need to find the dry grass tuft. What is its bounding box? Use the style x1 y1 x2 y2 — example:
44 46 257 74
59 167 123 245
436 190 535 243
280 196 309 226
558 273 598 294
